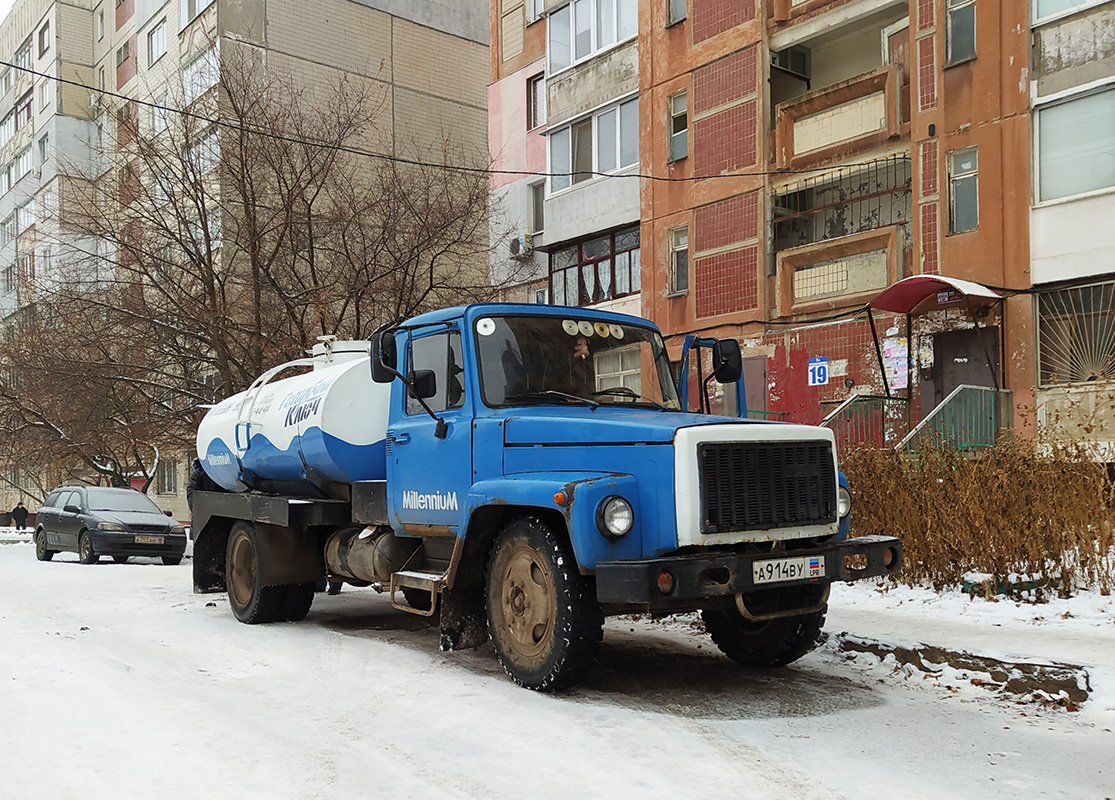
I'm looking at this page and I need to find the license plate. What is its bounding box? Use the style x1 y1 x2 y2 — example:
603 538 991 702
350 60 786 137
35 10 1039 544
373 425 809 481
753 555 825 585
134 535 164 545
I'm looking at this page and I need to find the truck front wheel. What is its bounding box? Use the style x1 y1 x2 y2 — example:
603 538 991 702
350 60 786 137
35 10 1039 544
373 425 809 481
226 521 289 624
702 598 826 668
486 516 603 691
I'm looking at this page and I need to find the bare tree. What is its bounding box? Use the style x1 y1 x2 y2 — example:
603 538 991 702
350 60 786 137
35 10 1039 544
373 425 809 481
0 37 502 490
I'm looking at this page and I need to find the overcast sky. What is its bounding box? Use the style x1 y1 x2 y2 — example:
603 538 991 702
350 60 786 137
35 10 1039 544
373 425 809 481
0 1 16 29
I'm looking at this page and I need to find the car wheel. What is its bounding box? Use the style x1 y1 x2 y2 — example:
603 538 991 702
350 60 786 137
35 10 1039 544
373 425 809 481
225 521 287 624
78 532 98 564
281 582 315 622
34 530 54 562
162 556 182 566
486 516 603 691
112 555 129 564
702 596 826 668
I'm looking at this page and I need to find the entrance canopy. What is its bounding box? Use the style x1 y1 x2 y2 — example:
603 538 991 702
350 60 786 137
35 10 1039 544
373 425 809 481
869 275 1001 314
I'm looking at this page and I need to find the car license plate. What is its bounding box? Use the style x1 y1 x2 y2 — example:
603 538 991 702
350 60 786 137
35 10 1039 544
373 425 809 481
753 555 825 585
134 535 164 545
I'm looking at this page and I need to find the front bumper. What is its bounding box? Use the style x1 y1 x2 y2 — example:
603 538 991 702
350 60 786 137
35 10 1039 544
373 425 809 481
91 531 187 558
595 534 901 609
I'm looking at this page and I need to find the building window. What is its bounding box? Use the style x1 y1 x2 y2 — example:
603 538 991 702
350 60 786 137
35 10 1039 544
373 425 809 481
668 92 687 162
948 146 978 233
14 91 31 130
2 263 14 293
151 93 169 134
549 95 639 192
668 227 688 295
97 9 105 40
155 461 178 494
182 42 219 104
668 0 687 25
0 168 9 196
98 67 106 91
1038 280 1115 385
186 128 219 174
1036 86 1115 203
550 225 640 307
38 80 51 111
0 113 13 146
38 23 49 56
115 41 130 68
148 19 167 67
527 73 546 130
18 253 33 282
1033 0 1106 22
14 147 32 180
526 0 545 24
529 182 545 234
534 287 548 304
946 0 976 65
14 41 31 71
0 69 9 94
183 0 216 27
38 133 48 164
548 0 638 73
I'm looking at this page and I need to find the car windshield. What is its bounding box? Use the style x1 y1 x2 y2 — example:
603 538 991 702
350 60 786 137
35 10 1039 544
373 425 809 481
86 488 163 513
474 314 681 410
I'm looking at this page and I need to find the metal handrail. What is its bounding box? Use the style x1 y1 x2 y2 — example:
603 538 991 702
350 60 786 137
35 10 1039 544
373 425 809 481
897 384 1013 452
822 393 909 457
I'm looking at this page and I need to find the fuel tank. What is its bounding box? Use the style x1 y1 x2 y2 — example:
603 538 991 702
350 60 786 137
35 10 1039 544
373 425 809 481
196 341 390 495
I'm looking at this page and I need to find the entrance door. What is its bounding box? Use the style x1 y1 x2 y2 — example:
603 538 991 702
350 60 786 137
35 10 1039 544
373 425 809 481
923 327 1000 417
742 355 768 418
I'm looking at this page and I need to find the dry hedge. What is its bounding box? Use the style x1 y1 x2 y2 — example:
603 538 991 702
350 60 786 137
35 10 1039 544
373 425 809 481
843 440 1115 598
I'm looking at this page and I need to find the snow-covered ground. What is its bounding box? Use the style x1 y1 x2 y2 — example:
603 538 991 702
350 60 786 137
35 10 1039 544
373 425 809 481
1 530 1113 799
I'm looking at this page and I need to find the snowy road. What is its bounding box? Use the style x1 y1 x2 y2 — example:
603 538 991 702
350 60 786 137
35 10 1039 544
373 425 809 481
1 538 1112 799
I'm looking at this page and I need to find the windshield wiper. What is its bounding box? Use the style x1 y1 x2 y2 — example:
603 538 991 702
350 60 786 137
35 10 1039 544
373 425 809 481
505 390 598 408
591 387 669 410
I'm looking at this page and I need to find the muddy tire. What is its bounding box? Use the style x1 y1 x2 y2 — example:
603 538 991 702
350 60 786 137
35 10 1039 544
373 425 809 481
78 532 98 565
225 521 287 624
486 516 602 691
703 597 826 668
281 582 315 622
34 530 54 562
113 556 130 564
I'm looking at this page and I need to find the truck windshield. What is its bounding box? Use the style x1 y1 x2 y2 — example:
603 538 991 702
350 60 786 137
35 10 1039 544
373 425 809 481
474 314 681 410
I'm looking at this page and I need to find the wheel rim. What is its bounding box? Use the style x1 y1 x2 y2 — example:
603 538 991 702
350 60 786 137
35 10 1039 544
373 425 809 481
35 534 44 558
80 535 91 560
499 545 555 658
228 533 256 607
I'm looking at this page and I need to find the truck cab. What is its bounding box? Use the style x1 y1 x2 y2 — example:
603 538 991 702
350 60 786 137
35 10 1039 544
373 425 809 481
191 302 901 691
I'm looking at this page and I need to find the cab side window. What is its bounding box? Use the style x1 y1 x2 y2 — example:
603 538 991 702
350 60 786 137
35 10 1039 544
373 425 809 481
406 331 465 415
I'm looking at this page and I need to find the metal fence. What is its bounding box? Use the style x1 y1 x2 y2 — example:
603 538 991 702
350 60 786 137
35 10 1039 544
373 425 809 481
897 385 1013 453
821 394 910 459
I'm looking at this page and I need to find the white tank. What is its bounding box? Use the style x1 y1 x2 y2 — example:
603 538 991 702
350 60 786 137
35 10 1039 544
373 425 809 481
196 341 390 495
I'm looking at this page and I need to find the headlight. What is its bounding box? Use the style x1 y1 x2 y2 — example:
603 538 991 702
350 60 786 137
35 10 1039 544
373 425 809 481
170 525 186 535
837 485 852 518
597 496 634 538
97 522 125 531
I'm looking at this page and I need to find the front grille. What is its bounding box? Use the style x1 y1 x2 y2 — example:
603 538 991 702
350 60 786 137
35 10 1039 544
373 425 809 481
127 523 168 533
699 441 837 534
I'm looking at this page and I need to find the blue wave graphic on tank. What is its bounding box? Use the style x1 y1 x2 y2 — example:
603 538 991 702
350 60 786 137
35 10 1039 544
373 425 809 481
242 427 387 486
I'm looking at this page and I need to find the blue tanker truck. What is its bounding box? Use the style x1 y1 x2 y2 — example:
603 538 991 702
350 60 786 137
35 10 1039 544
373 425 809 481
190 302 901 690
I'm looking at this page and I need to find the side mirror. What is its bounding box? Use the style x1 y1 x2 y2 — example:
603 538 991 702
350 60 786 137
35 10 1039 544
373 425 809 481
164 509 173 516
408 369 437 400
64 504 81 514
711 339 743 384
370 332 397 383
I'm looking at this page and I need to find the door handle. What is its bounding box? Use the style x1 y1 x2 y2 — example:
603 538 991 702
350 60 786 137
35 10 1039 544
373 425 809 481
392 433 411 445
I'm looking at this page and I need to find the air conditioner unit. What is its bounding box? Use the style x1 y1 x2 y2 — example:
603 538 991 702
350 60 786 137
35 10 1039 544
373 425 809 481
89 93 98 108
509 233 534 259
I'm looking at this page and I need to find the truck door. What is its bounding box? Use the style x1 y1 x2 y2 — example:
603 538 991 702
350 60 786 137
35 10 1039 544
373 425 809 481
386 329 473 536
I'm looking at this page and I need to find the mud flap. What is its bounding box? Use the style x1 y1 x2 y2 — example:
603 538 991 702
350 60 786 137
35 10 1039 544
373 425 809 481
192 523 230 594
438 585 488 651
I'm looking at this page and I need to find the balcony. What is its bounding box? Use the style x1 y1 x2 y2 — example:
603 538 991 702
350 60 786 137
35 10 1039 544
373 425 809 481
775 65 903 169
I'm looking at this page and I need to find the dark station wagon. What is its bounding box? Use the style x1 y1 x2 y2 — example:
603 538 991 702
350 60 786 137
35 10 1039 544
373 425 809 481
34 486 187 565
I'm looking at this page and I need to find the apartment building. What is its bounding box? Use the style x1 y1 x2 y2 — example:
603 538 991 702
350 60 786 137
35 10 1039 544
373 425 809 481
490 1 1115 454
0 0 489 519
490 0 643 319
1029 1 1115 457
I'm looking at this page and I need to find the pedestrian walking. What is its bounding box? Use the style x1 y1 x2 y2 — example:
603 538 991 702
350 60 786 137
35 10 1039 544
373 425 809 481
11 502 29 532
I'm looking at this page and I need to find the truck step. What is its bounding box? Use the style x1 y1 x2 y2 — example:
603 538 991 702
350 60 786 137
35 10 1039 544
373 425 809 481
389 570 445 618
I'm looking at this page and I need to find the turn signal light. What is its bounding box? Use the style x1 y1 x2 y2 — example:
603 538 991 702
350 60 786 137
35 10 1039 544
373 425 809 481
656 570 675 595
553 491 567 506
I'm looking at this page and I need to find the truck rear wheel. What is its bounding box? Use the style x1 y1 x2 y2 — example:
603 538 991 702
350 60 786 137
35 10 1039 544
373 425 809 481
226 521 288 624
486 516 602 691
702 599 826 668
